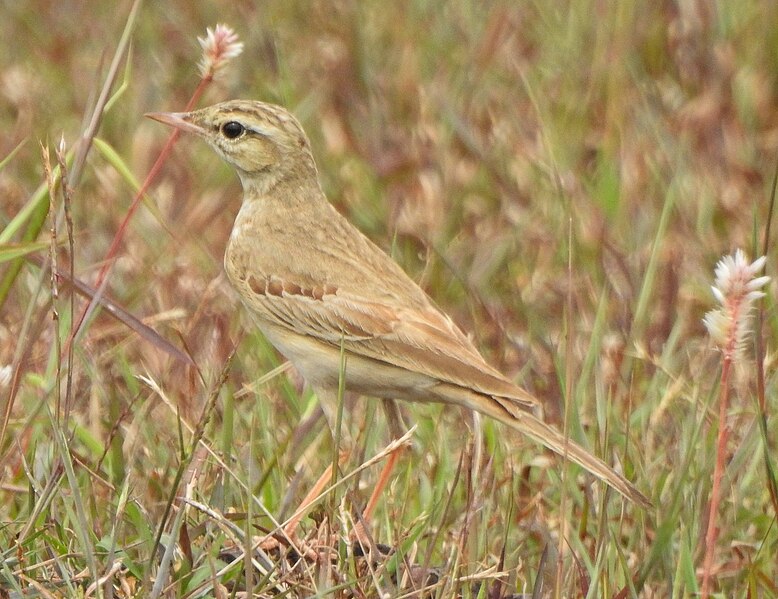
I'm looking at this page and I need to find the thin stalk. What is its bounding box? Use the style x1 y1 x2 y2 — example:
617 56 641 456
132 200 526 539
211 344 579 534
700 354 731 599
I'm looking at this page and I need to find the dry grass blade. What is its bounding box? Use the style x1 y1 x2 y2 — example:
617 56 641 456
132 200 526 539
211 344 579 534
41 141 63 423
22 254 194 366
69 0 141 185
54 138 76 422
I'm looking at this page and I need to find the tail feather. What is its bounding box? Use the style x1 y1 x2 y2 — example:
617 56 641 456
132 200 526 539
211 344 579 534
497 407 651 508
432 383 651 508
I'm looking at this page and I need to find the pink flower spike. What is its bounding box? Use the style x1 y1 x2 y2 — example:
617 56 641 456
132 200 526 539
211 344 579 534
198 24 244 79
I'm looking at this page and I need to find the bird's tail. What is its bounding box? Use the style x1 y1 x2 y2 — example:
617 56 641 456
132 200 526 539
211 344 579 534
496 405 651 508
433 383 652 508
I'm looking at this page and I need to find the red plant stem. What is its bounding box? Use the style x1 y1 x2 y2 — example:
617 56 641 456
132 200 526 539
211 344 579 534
66 74 214 349
700 353 732 599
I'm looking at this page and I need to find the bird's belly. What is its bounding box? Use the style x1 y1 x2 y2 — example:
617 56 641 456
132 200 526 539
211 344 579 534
252 317 435 400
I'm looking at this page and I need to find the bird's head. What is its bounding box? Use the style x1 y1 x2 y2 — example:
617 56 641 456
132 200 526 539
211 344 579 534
146 100 317 192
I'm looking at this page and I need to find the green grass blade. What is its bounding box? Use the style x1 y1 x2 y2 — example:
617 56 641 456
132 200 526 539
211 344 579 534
0 241 50 263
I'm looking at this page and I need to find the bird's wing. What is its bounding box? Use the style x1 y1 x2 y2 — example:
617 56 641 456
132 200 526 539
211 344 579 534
240 276 538 410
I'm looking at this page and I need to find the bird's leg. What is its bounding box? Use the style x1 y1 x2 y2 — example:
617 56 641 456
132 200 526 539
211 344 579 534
382 398 407 440
316 388 351 447
283 453 347 535
351 399 407 544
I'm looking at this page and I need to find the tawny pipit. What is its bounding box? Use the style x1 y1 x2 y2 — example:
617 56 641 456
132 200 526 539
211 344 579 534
147 100 650 508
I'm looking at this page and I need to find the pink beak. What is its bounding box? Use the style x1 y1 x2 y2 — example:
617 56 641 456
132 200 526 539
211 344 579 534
145 111 206 136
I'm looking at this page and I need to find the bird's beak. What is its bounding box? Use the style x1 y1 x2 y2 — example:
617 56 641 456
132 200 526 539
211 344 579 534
145 111 206 136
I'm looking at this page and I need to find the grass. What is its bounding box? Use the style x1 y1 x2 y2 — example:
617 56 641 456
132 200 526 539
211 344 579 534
1 0 777 596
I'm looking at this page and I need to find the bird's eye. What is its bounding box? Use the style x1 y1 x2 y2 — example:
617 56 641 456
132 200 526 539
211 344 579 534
221 121 245 139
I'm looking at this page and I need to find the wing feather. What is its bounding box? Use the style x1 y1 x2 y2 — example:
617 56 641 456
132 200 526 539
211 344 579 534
242 280 537 410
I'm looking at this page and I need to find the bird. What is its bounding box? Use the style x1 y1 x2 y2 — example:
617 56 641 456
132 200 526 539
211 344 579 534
146 100 650 508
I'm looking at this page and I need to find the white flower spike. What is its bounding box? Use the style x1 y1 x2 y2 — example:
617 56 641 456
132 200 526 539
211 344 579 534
703 249 769 359
198 24 243 79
